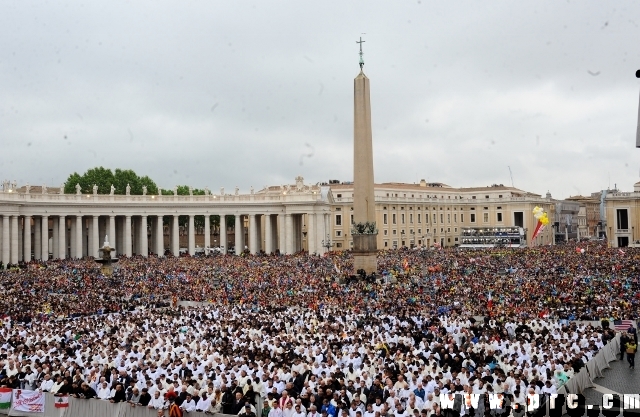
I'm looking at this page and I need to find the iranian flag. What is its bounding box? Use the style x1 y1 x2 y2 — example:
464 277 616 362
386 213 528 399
0 388 11 409
54 395 69 408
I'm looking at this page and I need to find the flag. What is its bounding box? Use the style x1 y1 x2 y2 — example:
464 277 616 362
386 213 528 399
53 394 70 408
0 388 11 409
531 220 545 241
54 395 69 408
613 320 634 331
487 293 493 310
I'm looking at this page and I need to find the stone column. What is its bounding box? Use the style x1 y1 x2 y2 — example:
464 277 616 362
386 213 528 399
75 216 83 259
285 213 293 255
58 215 66 259
124 215 132 257
87 217 93 257
204 215 211 249
109 216 116 250
10 216 19 265
188 215 195 255
278 214 286 254
70 218 76 259
307 213 316 254
172 215 179 256
235 215 242 255
34 217 41 260
2 214 11 268
219 215 227 253
248 214 257 254
141 215 148 257
92 216 99 258
17 217 23 262
52 217 59 260
264 214 272 254
23 216 32 262
156 216 164 256
41 215 49 261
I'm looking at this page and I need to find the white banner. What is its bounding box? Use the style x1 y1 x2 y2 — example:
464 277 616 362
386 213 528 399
11 389 45 413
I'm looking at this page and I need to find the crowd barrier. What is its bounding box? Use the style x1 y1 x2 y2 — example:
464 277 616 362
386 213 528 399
554 334 621 414
0 393 238 417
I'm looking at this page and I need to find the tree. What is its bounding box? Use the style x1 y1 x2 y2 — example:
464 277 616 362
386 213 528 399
63 167 158 195
113 169 141 195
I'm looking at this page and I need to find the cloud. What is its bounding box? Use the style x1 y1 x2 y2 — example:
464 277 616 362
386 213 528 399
0 0 639 198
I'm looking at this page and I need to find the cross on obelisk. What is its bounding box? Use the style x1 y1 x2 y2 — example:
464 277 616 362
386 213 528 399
356 37 365 70
636 70 640 148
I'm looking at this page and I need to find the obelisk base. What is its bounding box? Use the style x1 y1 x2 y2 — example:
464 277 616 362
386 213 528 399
352 234 377 275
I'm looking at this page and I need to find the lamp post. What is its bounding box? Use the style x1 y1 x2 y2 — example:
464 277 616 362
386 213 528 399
321 234 334 252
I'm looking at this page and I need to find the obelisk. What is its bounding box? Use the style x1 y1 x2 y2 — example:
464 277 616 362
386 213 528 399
351 37 378 275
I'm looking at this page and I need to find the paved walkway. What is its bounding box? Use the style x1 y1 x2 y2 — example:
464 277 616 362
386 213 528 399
579 353 639 416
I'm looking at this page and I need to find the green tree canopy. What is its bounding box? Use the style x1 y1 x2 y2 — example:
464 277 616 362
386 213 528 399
64 167 158 195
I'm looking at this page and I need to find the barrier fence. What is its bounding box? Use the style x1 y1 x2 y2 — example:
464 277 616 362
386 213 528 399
0 393 237 417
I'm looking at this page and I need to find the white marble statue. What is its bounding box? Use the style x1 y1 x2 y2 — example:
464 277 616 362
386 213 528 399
93 184 98 195
59 184 65 194
250 186 254 195
110 184 115 195
25 184 30 194
173 186 178 196
42 185 47 194
189 186 193 196
235 186 239 195
76 183 81 195
126 184 131 195
142 185 147 195
220 187 225 196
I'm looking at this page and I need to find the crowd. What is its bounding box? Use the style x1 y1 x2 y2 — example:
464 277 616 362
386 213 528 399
0 244 636 416
0 242 638 322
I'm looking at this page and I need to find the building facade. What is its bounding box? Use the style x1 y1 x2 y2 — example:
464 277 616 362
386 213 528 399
0 177 331 265
604 182 640 247
326 180 555 250
0 177 559 265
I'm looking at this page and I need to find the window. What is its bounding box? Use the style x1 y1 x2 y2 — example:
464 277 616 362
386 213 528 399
336 242 342 248
447 214 450 223
409 213 413 224
433 214 436 223
616 209 629 230
461 214 464 223
454 214 457 223
393 229 397 235
447 228 451 232
418 213 421 223
485 195 489 199
384 241 388 247
392 241 398 248
472 196 476 199
350 215 354 225
418 229 421 234
497 213 503 222
470 213 476 223
483 207 488 210
392 213 397 224
401 213 405 224
440 214 444 223
383 213 388 225
383 206 387 210
336 230 342 237
483 213 489 223
514 212 524 227
497 206 502 210
335 215 342 226
335 207 341 211
336 194 342 198
384 230 388 236
498 195 503 198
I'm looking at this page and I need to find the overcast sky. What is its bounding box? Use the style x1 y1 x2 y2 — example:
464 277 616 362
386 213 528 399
1 1 640 199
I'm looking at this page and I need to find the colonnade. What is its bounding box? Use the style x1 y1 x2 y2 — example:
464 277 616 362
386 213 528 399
0 212 330 265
